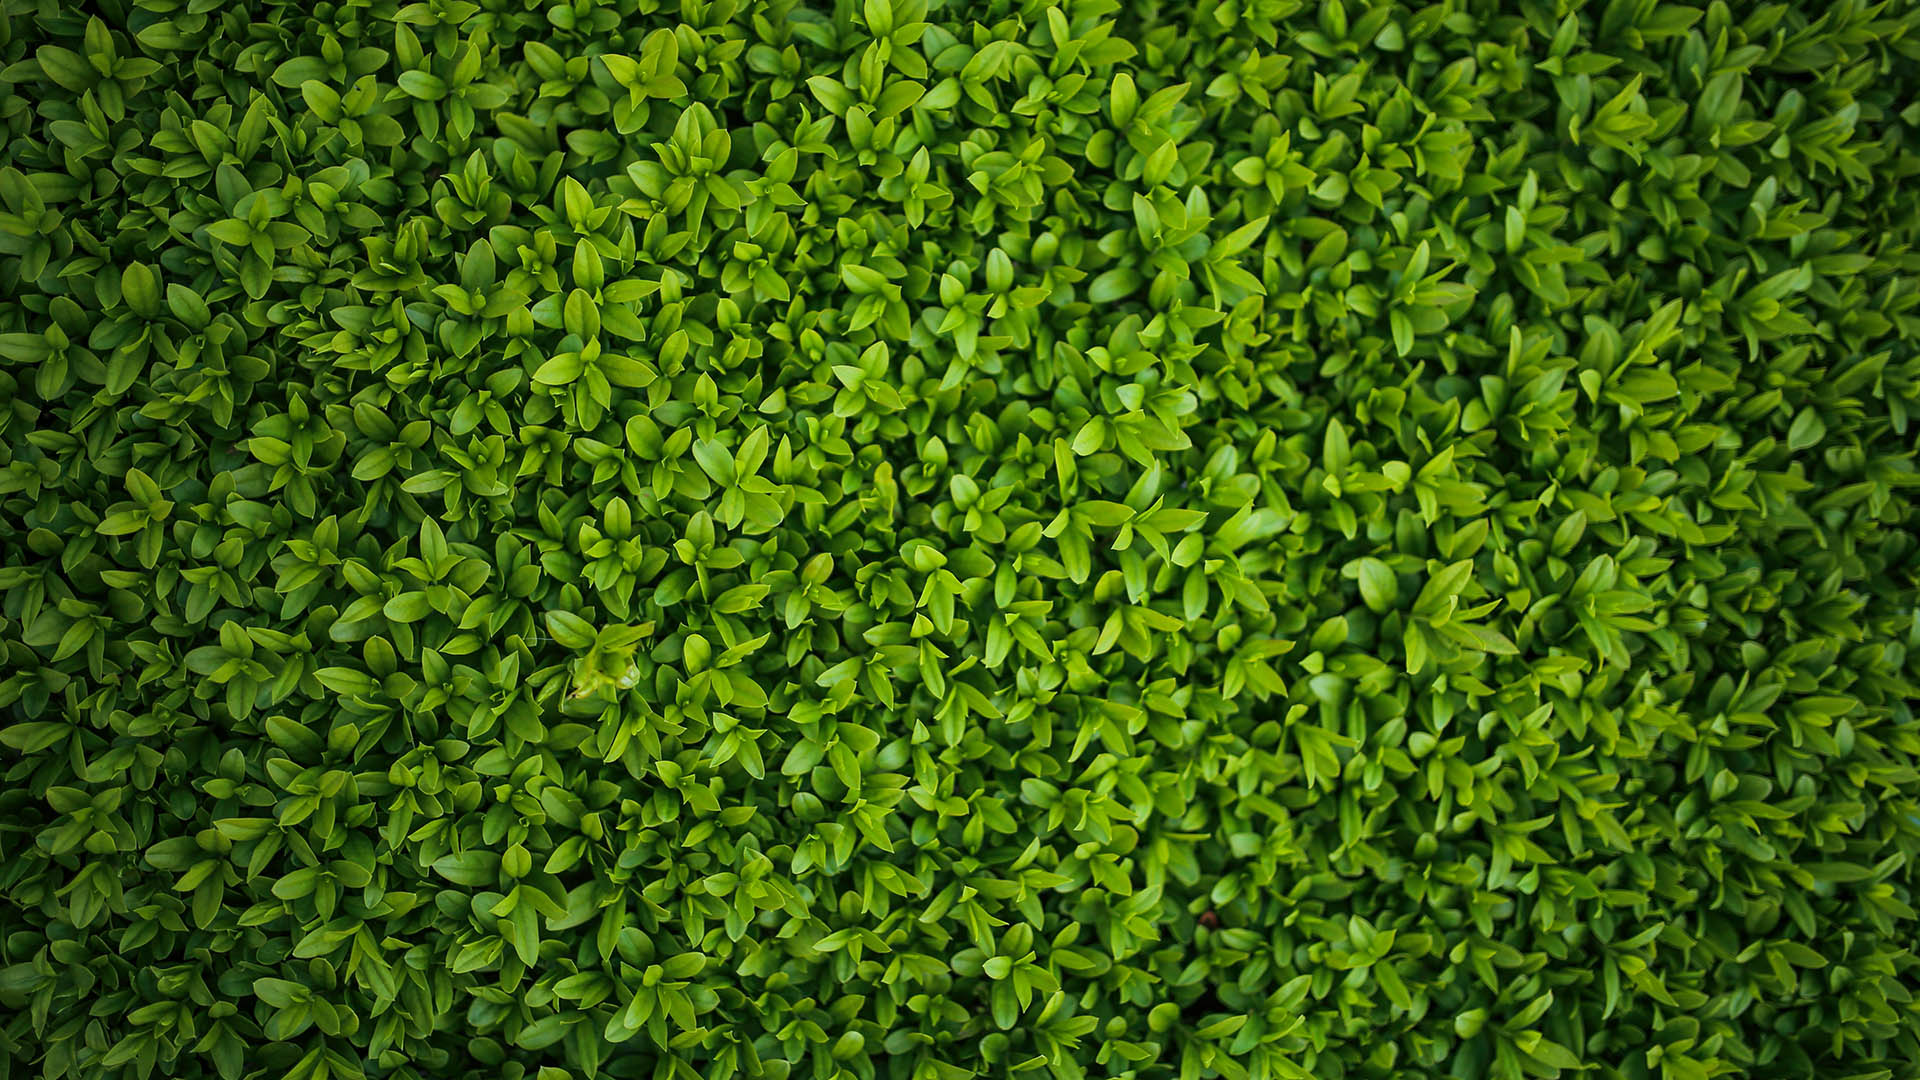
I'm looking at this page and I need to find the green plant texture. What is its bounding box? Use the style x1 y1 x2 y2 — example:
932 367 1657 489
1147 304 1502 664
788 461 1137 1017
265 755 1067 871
4 0 1920 1079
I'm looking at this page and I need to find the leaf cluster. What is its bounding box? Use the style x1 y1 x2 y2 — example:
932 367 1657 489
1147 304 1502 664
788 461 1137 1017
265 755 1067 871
4 1 1920 1080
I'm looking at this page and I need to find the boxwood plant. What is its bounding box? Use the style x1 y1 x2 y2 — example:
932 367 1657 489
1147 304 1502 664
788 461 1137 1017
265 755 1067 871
4 0 1920 1079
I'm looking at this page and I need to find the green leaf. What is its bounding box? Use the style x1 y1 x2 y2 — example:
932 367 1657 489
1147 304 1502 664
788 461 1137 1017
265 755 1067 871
432 852 501 887
1351 558 1398 612
1787 408 1826 452
547 610 598 649
397 70 448 99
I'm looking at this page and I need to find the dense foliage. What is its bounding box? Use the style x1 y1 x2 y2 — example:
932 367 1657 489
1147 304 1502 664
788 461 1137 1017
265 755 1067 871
4 0 1920 1078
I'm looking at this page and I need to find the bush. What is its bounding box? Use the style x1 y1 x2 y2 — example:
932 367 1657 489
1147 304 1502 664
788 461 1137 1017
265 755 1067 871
4 1 1920 1079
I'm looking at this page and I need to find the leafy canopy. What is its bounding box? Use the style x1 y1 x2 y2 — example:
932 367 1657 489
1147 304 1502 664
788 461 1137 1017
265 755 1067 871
3 1 1920 1080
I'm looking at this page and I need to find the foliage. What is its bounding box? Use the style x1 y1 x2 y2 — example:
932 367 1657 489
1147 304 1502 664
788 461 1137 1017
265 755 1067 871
4 0 1920 1079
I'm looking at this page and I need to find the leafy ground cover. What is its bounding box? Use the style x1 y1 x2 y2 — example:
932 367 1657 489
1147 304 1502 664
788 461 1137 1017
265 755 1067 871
4 1 1920 1079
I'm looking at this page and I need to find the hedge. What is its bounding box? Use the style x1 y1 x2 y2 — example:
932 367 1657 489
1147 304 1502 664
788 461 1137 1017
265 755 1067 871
3 1 1920 1079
